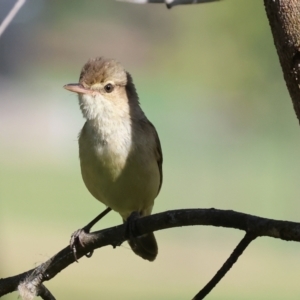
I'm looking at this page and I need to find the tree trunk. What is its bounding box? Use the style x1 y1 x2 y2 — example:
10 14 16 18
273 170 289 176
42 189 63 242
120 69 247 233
264 0 300 124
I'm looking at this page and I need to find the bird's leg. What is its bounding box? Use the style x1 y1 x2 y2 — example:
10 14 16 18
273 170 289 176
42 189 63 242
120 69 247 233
125 211 158 261
70 207 112 261
124 211 141 241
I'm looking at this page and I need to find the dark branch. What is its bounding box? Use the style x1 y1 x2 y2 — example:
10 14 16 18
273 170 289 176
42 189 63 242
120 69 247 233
37 284 56 300
264 0 300 124
192 232 256 300
1 208 300 298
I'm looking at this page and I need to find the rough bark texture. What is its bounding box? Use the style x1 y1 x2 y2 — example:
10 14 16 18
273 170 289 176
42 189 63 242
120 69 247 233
264 0 300 123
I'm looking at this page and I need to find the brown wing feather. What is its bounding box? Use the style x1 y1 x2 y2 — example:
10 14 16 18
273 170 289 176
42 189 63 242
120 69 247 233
149 122 163 195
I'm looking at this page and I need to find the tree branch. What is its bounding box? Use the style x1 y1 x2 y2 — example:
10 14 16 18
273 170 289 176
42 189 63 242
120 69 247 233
192 232 256 300
264 0 300 123
0 0 26 38
117 0 220 9
1 208 300 299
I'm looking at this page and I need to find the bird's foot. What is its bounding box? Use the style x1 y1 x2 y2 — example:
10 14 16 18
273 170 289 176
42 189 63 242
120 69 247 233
70 226 94 262
70 207 112 262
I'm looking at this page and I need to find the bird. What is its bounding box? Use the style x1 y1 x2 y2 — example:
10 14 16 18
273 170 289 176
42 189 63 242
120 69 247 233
64 57 163 262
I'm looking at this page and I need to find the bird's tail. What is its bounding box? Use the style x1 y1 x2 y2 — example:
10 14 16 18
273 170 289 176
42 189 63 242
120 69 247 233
128 232 158 262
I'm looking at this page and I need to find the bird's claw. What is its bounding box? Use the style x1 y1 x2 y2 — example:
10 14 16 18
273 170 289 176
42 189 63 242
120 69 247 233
70 228 94 262
69 208 112 261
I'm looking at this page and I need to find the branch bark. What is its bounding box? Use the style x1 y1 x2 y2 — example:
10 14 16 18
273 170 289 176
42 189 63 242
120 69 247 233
264 0 300 123
2 208 300 299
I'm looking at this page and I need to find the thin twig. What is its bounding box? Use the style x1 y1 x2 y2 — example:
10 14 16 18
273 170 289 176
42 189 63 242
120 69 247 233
37 284 56 300
192 232 256 299
0 0 26 38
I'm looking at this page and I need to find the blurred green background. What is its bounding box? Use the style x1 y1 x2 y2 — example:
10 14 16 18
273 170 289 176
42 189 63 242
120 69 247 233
2 0 300 299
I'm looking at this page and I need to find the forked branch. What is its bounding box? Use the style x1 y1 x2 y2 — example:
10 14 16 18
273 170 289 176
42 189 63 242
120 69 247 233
1 208 300 299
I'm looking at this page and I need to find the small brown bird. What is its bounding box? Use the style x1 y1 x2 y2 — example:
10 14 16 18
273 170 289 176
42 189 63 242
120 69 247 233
64 57 163 261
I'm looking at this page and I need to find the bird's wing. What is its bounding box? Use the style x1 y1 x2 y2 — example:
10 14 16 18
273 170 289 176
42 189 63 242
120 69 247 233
149 122 163 195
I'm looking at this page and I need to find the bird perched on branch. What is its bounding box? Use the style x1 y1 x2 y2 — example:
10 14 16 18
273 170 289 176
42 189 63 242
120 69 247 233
64 57 163 261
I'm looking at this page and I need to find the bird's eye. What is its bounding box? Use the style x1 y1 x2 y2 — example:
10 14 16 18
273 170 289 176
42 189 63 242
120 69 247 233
104 83 114 93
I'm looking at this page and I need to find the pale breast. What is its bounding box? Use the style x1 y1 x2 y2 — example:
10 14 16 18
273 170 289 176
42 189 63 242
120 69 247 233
78 120 160 220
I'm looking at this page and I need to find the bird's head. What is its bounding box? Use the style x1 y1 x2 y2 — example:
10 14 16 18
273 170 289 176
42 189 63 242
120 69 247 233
64 57 139 120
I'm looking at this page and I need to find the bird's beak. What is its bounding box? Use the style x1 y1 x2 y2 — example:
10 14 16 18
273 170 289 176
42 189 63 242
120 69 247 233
63 83 93 95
